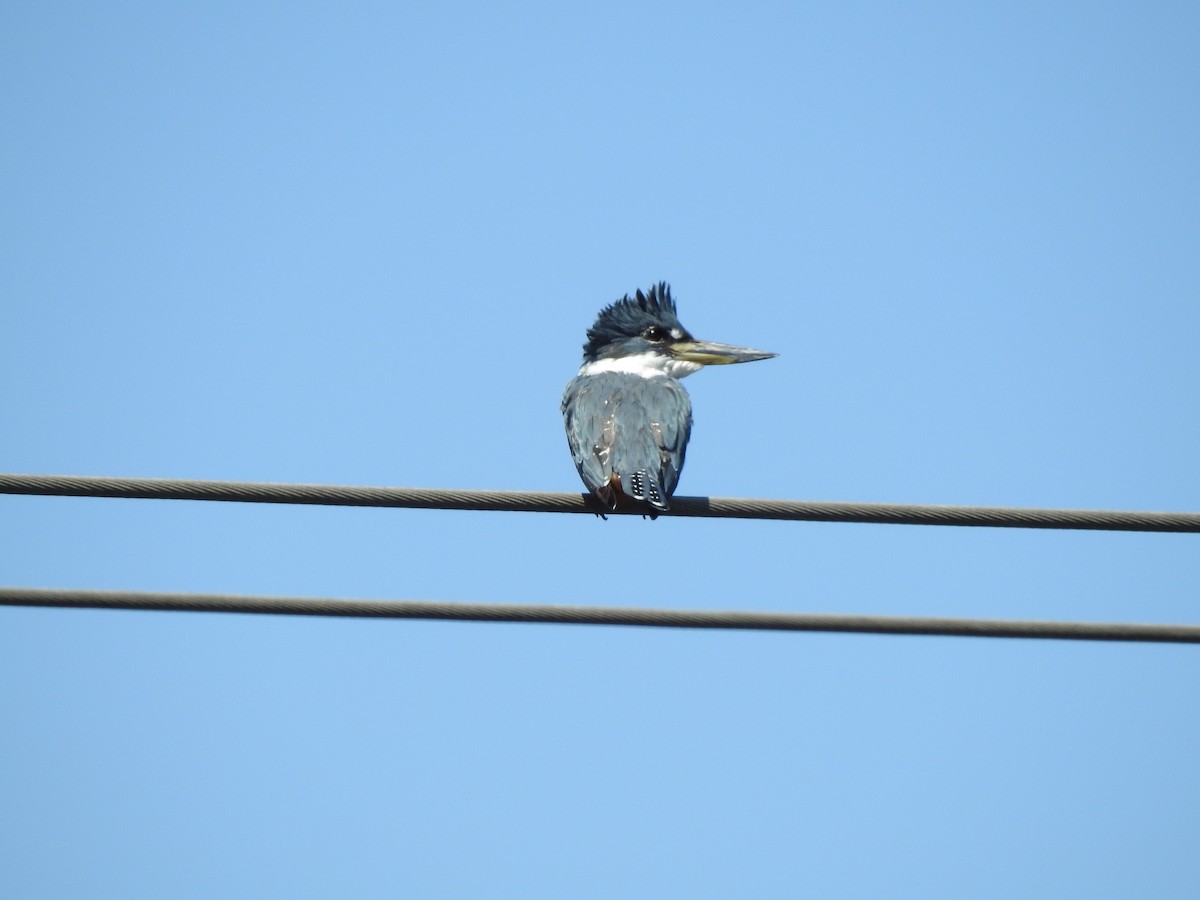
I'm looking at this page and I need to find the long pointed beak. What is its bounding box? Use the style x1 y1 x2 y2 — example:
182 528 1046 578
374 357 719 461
670 339 778 366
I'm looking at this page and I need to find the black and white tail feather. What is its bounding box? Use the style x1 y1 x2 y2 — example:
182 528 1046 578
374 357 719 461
628 471 665 510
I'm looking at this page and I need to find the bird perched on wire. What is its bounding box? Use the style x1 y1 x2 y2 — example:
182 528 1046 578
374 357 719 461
562 283 776 516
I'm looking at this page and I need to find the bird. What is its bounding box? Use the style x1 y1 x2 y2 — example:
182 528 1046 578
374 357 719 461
562 283 776 516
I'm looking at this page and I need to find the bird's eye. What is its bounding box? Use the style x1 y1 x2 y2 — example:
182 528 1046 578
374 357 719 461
643 326 669 342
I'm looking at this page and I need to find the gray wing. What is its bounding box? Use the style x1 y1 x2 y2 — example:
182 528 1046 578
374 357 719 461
561 372 693 511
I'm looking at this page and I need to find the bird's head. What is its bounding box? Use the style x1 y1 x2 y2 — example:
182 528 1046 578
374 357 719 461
580 283 776 378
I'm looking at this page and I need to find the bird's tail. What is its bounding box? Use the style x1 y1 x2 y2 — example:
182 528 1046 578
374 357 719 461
625 470 670 513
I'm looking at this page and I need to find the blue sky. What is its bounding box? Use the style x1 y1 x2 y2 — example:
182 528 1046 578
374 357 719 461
2 2 1198 897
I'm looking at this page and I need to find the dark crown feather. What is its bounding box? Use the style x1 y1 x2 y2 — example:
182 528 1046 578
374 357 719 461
582 282 684 360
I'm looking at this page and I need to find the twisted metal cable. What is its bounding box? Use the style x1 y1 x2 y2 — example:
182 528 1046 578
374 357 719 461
2 587 1197 643
1 472 1198 532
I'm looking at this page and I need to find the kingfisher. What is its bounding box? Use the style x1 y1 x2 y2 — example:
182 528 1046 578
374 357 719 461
562 283 776 515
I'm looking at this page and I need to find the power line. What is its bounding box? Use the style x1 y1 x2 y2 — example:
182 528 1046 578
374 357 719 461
1 587 1197 643
2 472 1198 532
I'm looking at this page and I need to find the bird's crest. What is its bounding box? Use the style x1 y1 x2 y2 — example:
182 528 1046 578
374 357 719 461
582 282 683 360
